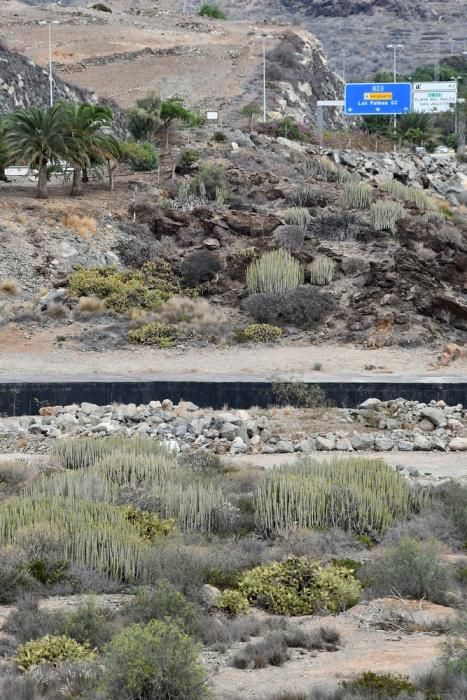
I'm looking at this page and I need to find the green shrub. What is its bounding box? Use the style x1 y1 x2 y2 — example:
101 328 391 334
198 2 227 19
238 556 361 615
68 262 180 314
236 323 283 343
179 148 199 166
121 506 176 541
271 381 327 408
15 634 95 671
361 537 455 605
128 321 179 347
309 255 335 285
90 2 112 11
255 457 426 537
181 250 222 285
343 671 417 697
0 546 32 603
190 163 226 200
246 287 334 328
214 589 249 616
121 582 197 634
213 131 226 142
122 141 158 171
102 619 208 699
246 250 303 295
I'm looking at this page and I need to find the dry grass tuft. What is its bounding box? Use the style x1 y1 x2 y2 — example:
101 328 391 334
0 279 20 296
63 214 97 238
78 296 106 315
45 303 69 319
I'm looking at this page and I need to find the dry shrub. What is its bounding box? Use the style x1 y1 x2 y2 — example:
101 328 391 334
78 296 106 315
155 296 233 340
0 460 37 487
0 278 20 295
63 214 97 239
414 241 436 262
45 303 69 320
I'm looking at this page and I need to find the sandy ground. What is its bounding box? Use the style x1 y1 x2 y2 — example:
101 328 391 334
0 327 464 378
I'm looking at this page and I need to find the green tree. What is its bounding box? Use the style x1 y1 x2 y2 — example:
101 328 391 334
198 3 227 19
160 97 194 149
126 92 161 141
98 135 124 191
101 619 208 700
241 102 261 130
5 104 69 199
64 102 114 196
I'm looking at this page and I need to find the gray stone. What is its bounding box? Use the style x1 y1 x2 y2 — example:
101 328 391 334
350 434 375 450
275 440 295 453
449 437 467 451
216 412 243 426
230 437 248 454
374 437 394 451
335 437 353 451
256 416 269 430
413 435 432 450
161 399 173 411
203 238 220 250
219 422 237 440
418 418 435 432
177 401 199 412
295 438 316 452
316 436 335 451
420 407 446 427
359 398 381 409
398 440 414 451
80 402 100 415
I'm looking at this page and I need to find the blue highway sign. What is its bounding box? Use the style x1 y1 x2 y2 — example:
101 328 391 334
345 83 412 115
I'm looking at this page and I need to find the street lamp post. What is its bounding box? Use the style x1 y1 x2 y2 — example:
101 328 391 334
450 76 462 132
255 34 273 122
47 21 60 106
387 43 404 139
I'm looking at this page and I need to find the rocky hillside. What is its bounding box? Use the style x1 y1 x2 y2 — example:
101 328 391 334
0 45 90 114
278 0 433 19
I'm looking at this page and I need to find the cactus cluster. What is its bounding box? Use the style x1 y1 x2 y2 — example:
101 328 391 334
423 210 446 224
279 206 312 228
309 256 336 286
255 457 426 537
246 250 303 295
370 201 405 231
342 182 372 210
380 180 429 210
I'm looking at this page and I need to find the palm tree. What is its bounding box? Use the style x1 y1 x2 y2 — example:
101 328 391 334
0 118 12 182
5 105 69 198
397 113 439 148
64 102 114 196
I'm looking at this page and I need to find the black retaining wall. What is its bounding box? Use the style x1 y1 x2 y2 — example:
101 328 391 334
0 379 466 416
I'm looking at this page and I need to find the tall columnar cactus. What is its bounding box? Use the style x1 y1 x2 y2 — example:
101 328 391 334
255 457 426 537
309 255 336 285
342 182 372 209
246 249 303 295
380 180 429 210
370 201 405 231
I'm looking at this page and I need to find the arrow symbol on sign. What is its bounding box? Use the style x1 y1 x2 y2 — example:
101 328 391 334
375 107 381 112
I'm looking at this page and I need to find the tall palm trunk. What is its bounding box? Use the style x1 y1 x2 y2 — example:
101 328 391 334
0 165 8 182
106 160 115 191
37 158 48 199
82 165 89 184
71 166 82 196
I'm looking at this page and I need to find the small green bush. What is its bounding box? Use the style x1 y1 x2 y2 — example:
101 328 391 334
238 556 361 615
198 2 227 19
128 321 180 347
343 671 417 697
15 634 95 671
68 263 180 314
214 589 249 616
180 149 199 166
279 206 311 228
213 131 226 142
90 2 112 11
102 619 208 699
121 505 176 541
236 323 283 343
361 537 455 605
121 581 197 634
122 141 158 171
